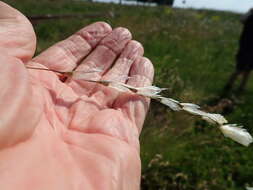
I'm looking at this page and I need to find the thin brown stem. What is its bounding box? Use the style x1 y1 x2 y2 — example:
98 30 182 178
26 66 72 75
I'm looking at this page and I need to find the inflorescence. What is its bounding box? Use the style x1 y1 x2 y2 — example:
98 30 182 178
26 66 253 147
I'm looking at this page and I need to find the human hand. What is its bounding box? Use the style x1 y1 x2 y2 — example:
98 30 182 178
0 2 154 189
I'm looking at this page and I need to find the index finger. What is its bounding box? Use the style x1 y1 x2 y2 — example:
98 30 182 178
32 22 112 72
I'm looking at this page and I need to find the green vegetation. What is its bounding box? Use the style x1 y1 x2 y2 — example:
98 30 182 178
3 0 253 189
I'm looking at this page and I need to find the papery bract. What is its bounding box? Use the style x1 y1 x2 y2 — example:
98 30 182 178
181 104 206 116
202 113 228 125
109 82 130 92
180 103 200 109
159 97 182 111
220 124 253 146
136 86 167 97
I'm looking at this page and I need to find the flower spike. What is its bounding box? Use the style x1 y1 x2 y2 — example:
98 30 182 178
25 66 253 147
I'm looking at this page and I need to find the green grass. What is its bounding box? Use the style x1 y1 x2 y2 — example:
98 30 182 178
3 0 253 189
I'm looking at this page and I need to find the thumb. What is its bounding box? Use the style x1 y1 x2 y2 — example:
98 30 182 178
0 1 36 62
0 54 41 149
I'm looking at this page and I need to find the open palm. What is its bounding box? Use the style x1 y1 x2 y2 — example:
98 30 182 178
0 2 154 190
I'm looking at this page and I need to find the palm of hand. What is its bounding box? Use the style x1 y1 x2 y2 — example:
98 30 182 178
0 2 154 190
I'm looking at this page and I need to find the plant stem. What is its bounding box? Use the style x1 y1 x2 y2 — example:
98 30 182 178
26 66 72 76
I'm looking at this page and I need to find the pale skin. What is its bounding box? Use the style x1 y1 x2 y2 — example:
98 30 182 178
0 2 154 190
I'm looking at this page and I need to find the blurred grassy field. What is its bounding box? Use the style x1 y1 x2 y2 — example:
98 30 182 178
3 0 253 189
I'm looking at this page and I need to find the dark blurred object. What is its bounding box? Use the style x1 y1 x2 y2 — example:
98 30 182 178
241 8 253 24
205 98 234 115
28 12 116 25
223 8 253 95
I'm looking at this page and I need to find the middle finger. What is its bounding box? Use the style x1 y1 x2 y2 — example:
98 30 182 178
68 27 132 95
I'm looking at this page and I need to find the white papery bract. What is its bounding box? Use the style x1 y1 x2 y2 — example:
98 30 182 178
90 67 103 73
159 97 182 111
246 187 253 190
181 103 228 125
109 82 130 92
180 103 200 109
220 124 253 146
135 86 167 98
202 113 228 125
72 72 88 80
201 115 217 124
181 103 207 116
